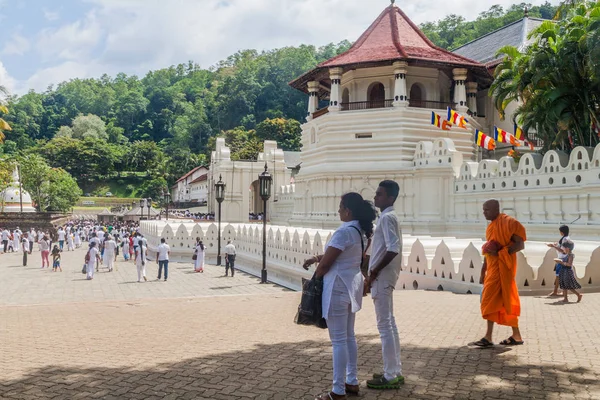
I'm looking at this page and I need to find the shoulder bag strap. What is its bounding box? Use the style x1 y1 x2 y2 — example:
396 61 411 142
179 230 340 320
349 226 364 266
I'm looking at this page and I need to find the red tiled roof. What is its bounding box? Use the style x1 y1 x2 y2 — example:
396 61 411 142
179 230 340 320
189 174 208 184
175 166 205 183
320 5 482 68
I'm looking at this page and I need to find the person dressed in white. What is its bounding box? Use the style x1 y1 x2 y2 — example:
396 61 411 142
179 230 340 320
122 234 130 261
28 229 35 253
136 239 148 282
86 242 101 280
74 230 82 248
89 233 101 271
303 192 376 400
66 232 75 251
224 241 236 276
364 180 404 389
12 229 21 253
157 238 170 281
103 235 118 272
57 227 66 251
193 238 205 273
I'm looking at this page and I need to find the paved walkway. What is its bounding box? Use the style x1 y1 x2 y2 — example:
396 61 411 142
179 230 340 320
1 248 599 399
0 247 288 306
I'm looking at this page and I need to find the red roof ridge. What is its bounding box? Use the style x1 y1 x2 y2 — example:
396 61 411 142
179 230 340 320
317 6 392 68
318 4 482 69
389 6 408 58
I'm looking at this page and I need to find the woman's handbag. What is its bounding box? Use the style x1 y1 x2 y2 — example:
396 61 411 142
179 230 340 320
294 273 327 329
192 252 198 261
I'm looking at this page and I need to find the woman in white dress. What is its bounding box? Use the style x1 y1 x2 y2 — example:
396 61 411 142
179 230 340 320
103 235 117 272
136 240 147 282
12 230 20 252
66 232 75 251
86 242 101 280
193 238 205 273
74 230 82 248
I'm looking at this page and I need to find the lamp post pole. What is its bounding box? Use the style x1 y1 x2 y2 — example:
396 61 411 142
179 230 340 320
214 175 226 266
166 193 170 221
258 163 272 284
147 198 152 220
139 198 145 222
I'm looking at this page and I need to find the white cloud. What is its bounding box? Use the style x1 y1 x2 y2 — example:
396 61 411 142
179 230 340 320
43 9 60 21
0 60 17 96
2 32 30 56
15 0 559 93
36 11 102 62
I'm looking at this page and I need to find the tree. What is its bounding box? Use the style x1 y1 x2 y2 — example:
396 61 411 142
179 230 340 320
127 141 164 172
139 176 168 199
255 118 301 151
0 85 12 143
490 1 600 150
18 154 81 212
41 136 122 183
71 114 109 141
46 168 82 212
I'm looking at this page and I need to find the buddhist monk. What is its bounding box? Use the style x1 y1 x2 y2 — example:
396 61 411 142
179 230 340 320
470 199 526 348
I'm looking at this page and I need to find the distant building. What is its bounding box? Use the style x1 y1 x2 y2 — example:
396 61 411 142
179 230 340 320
171 166 209 206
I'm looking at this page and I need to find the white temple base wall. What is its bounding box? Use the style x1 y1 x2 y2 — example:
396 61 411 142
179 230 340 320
140 221 600 295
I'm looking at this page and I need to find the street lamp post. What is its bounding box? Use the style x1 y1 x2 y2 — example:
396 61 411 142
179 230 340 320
147 198 152 220
214 175 226 266
139 198 146 221
164 191 171 221
258 163 272 284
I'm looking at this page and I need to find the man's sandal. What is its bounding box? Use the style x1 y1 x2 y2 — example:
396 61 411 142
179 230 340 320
314 392 347 400
469 338 494 348
499 337 524 346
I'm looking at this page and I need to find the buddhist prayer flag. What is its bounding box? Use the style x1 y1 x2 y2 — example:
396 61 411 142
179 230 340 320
514 124 525 141
431 112 451 130
447 107 468 129
494 127 520 146
475 129 496 150
523 139 535 151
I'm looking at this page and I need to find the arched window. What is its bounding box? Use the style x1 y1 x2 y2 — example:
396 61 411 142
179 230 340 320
367 82 385 109
342 88 349 105
409 83 425 108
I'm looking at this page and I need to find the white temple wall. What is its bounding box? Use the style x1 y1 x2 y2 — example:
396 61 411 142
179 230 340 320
272 138 600 242
140 220 600 295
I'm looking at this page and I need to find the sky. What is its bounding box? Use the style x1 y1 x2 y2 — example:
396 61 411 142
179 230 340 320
0 0 560 96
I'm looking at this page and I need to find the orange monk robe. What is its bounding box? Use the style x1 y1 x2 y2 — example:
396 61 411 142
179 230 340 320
481 214 527 327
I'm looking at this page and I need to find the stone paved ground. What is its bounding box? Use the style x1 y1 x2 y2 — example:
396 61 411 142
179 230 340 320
1 248 599 399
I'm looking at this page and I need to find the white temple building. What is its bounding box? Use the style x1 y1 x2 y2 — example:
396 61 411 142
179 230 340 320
0 167 36 213
142 3 600 295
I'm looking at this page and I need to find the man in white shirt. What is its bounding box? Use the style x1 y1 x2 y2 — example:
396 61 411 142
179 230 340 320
57 227 66 251
365 180 404 390
156 238 171 281
224 241 236 277
1 228 9 253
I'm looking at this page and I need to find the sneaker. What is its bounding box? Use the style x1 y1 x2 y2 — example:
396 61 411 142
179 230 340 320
366 375 404 390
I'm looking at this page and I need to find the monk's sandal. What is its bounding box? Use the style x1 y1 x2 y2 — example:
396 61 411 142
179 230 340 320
366 375 404 389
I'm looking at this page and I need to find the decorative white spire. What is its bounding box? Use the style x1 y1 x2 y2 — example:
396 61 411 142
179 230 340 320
12 166 19 184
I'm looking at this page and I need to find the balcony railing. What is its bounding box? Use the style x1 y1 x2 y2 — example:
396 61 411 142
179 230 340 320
341 99 394 111
409 100 455 110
